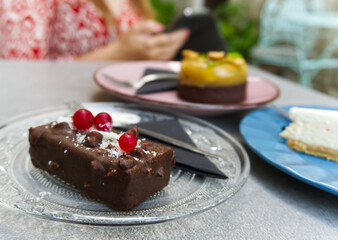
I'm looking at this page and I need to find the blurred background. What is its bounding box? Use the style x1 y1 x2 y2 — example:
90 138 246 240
151 0 338 97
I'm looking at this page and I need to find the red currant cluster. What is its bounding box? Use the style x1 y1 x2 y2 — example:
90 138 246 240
72 109 137 152
72 109 111 131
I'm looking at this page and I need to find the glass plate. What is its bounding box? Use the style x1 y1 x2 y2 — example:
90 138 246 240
0 103 250 225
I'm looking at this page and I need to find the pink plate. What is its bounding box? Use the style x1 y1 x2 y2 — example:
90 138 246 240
94 61 280 116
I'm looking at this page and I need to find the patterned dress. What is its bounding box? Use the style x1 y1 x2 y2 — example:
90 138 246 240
0 0 141 60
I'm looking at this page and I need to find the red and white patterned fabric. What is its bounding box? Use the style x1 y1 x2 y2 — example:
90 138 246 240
0 0 141 60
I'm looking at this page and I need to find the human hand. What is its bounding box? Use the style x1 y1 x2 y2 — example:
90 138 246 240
115 20 190 60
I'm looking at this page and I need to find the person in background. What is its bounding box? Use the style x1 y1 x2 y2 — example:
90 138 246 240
0 0 189 61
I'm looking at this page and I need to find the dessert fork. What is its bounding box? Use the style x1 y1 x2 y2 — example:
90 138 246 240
102 73 178 90
270 104 290 121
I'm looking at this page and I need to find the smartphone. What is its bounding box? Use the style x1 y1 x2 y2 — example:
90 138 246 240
165 13 205 33
166 13 227 60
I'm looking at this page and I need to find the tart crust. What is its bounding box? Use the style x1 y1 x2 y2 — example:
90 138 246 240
178 82 246 104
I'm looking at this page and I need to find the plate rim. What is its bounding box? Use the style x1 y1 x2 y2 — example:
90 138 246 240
93 61 280 112
0 102 250 225
239 105 338 196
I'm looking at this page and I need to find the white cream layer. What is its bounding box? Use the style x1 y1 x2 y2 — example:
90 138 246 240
280 107 338 149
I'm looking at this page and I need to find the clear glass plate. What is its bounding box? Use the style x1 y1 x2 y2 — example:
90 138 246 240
0 103 250 225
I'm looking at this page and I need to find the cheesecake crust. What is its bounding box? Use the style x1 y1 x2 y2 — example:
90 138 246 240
286 139 338 162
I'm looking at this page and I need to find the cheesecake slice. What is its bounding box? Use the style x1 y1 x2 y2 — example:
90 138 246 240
280 107 338 162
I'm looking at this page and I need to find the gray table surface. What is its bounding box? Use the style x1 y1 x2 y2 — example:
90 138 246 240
0 61 337 240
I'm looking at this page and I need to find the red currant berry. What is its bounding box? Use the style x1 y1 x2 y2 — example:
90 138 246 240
118 133 137 152
94 112 113 131
72 109 94 131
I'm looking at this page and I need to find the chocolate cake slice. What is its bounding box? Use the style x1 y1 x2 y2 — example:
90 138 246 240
28 120 176 211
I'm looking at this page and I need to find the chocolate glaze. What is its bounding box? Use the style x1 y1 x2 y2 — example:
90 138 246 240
28 122 176 211
178 83 246 104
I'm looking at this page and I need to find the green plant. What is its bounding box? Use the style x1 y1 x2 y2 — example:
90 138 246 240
213 2 258 59
150 0 177 26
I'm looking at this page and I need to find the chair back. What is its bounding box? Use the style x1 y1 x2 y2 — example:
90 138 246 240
259 0 325 46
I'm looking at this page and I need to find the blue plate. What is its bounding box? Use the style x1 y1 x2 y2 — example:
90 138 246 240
240 105 338 196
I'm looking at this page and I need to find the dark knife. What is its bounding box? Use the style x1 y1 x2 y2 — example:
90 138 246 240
117 125 224 160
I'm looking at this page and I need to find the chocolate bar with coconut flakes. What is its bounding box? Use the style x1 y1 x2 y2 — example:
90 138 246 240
28 121 176 211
